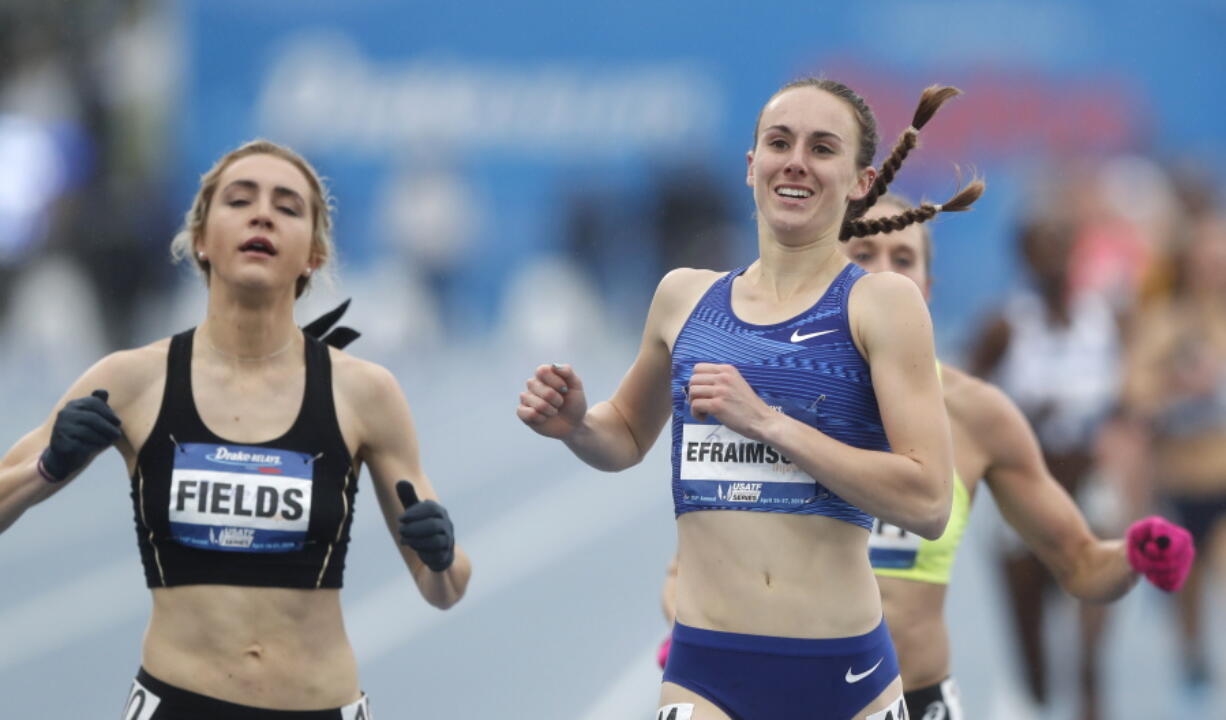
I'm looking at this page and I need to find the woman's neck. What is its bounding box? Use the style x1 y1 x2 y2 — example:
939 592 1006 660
751 226 847 301
198 285 301 361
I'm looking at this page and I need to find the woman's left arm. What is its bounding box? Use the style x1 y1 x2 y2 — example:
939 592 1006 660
345 359 471 609
975 380 1138 602
809 271 953 537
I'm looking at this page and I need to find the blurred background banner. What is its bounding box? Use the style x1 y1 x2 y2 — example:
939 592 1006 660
2 1 1225 718
173 0 1225 347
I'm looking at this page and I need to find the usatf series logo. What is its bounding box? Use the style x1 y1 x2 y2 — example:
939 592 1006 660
210 527 256 548
717 482 762 502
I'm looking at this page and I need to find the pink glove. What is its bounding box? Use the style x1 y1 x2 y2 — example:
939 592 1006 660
1126 516 1195 592
657 635 672 669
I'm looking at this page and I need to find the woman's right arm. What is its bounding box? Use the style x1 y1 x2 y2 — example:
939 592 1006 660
0 421 65 533
0 353 137 534
517 269 708 472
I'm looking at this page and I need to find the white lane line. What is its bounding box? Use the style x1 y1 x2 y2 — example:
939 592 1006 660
345 462 662 662
0 557 148 672
580 637 666 720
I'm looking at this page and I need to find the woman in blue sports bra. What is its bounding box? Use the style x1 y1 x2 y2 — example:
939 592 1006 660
0 140 471 718
518 79 980 720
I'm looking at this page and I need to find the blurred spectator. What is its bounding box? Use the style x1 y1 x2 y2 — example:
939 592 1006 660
967 209 1123 720
377 155 478 335
0 115 67 316
0 0 178 352
1067 156 1178 313
1122 206 1226 713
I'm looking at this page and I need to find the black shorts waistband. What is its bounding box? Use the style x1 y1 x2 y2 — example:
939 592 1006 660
133 668 366 719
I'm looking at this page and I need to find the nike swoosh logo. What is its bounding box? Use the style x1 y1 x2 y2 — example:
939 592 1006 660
844 657 884 683
790 328 838 343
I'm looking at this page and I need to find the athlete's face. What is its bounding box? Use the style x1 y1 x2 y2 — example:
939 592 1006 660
198 153 318 295
747 87 874 243
843 203 932 302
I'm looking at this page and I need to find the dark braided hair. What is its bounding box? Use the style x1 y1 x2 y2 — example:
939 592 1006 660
848 85 963 222
873 193 934 275
753 78 983 241
843 179 985 239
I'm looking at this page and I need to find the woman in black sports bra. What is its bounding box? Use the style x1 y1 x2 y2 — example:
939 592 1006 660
0 139 471 719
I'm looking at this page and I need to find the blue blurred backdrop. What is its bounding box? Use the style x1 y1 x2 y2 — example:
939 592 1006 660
1 1 1224 718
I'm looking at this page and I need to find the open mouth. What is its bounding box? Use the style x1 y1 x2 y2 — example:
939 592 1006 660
775 186 814 200
239 238 278 256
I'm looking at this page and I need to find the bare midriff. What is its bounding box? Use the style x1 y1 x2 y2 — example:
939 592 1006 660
877 576 950 690
143 585 359 710
674 510 881 639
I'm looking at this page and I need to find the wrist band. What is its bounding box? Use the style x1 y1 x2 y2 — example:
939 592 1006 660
37 456 62 483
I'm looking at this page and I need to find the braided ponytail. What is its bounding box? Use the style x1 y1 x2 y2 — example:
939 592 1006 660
751 78 983 241
848 85 964 223
843 179 985 240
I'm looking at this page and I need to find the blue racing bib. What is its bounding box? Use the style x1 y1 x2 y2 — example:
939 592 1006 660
168 443 314 553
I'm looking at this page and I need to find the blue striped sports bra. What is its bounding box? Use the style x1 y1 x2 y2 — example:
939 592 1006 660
669 263 889 529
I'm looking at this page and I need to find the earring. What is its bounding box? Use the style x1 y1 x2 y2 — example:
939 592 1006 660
304 268 313 277
197 251 206 261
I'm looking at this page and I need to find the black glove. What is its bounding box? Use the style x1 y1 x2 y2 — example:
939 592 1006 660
302 299 361 349
396 480 455 572
39 389 122 482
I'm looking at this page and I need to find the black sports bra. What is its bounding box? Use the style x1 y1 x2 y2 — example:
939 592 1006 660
130 329 357 589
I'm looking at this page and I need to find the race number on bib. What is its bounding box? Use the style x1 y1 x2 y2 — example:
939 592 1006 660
169 443 314 553
678 423 826 507
868 517 922 569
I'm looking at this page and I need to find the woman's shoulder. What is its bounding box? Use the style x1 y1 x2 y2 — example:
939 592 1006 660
88 337 173 383
846 270 928 321
646 267 731 342
657 266 727 295
941 364 1005 420
653 267 728 312
61 338 175 413
327 347 401 404
848 267 920 297
940 364 1030 447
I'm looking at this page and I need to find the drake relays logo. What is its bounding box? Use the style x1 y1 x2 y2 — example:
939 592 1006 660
206 446 284 468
